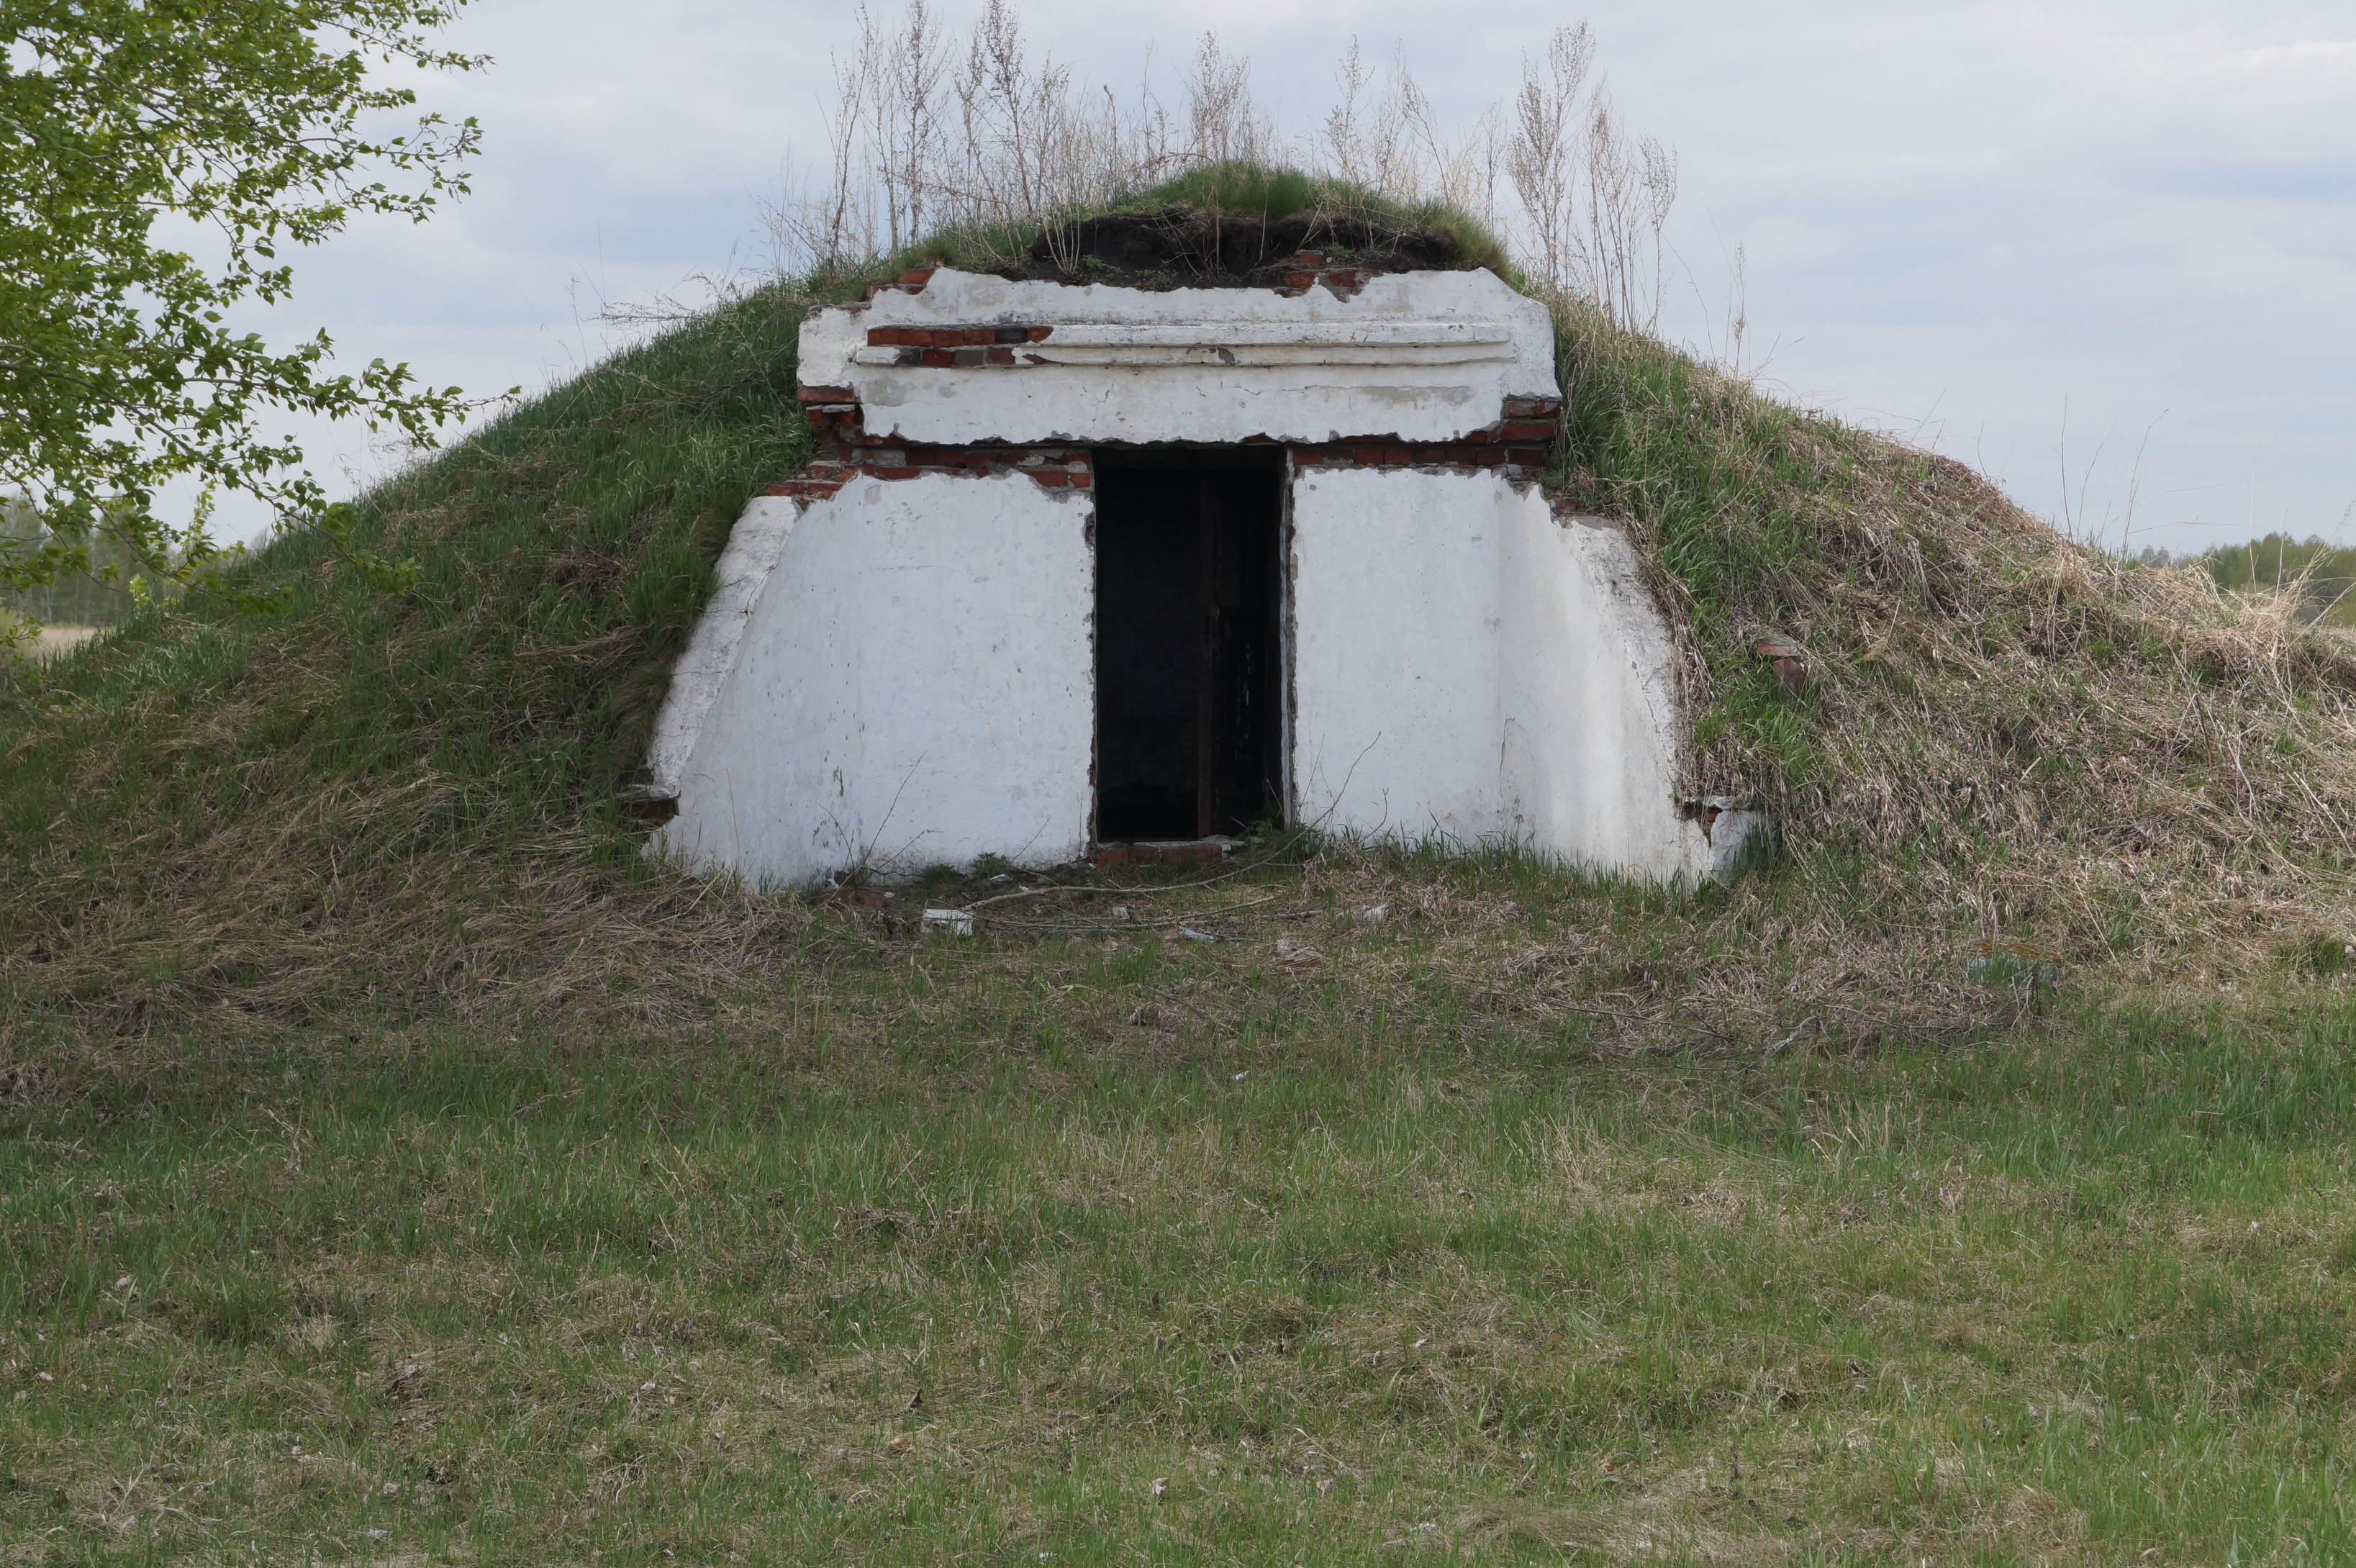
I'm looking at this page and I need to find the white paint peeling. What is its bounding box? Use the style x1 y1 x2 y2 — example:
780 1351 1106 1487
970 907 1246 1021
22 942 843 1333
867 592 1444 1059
1291 468 1715 881
802 268 1558 446
648 473 1095 889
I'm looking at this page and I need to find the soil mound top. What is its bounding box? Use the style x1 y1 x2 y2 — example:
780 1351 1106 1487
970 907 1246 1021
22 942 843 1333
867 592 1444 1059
993 205 1471 289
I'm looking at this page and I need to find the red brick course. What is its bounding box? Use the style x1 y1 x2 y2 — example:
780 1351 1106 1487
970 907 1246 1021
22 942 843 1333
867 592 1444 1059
1290 441 1549 474
783 378 1560 497
1277 250 1375 299
1093 841 1227 867
774 413 1097 495
866 325 1054 348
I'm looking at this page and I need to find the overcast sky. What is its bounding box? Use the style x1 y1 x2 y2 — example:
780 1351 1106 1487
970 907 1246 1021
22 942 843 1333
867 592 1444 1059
219 0 2355 556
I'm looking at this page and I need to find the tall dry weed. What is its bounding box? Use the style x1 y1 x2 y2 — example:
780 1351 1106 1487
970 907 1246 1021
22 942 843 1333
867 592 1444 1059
771 5 1670 326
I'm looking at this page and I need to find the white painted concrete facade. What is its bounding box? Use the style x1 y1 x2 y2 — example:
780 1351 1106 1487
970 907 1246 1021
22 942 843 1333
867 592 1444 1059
799 268 1558 447
647 266 1746 889
651 473 1095 887
1290 469 1716 879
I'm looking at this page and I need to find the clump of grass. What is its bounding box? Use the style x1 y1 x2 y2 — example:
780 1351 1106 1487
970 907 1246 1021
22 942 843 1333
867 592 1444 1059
2200 532 2356 628
886 163 1515 289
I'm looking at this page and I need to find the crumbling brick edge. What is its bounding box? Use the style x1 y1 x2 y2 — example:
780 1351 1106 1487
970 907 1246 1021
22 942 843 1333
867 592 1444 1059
780 386 1564 502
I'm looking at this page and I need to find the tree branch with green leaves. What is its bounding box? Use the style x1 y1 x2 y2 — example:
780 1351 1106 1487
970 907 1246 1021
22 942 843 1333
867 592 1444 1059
0 0 495 615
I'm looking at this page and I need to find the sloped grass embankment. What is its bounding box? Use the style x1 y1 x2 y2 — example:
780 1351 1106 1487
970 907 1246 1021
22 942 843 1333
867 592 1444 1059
0 287 814 1046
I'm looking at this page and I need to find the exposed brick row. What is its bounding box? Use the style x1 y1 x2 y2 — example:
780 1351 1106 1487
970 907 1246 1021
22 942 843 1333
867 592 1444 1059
805 399 1556 449
770 475 848 502
1277 250 1376 299
1288 443 1552 473
866 325 1054 347
879 345 1046 368
1094 841 1228 867
789 379 1559 495
860 265 941 302
771 447 1095 497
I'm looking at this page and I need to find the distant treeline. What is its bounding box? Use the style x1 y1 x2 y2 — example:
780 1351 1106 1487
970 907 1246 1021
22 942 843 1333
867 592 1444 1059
2136 534 2356 629
2 504 145 626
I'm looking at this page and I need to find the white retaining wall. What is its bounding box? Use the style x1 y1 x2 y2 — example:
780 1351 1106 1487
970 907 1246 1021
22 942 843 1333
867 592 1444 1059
648 473 1095 888
1290 467 1716 879
643 268 1746 887
649 471 1726 887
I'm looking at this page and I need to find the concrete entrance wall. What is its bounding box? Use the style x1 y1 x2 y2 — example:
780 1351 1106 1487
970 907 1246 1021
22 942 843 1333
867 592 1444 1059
649 473 1094 887
644 265 1741 888
1291 467 1714 879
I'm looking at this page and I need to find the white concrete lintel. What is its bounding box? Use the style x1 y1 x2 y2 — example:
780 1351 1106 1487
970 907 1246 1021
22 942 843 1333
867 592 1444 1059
1033 321 1511 348
802 267 1559 447
852 335 1513 370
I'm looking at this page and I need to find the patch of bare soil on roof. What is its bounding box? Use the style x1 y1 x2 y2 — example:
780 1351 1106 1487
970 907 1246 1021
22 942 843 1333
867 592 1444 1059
985 204 1469 289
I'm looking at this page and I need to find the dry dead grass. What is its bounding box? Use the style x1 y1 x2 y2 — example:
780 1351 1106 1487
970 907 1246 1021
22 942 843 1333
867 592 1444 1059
1558 307 2356 988
31 625 101 660
1770 434 2356 962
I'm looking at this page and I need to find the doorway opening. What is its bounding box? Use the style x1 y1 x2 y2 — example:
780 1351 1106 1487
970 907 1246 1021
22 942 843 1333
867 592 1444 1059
1092 447 1285 842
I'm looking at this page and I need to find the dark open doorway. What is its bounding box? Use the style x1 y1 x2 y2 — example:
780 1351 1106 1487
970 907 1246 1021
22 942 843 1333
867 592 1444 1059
1092 448 1285 841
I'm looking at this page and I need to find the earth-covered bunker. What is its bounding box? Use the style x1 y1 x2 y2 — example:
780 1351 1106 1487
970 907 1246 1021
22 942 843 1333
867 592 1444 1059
645 240 1749 886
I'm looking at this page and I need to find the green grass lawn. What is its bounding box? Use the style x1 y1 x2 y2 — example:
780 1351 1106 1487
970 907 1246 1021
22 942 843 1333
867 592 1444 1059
6 855 2355 1566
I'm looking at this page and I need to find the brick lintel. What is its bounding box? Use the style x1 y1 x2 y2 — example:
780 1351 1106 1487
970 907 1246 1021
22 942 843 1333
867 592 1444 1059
784 389 1562 491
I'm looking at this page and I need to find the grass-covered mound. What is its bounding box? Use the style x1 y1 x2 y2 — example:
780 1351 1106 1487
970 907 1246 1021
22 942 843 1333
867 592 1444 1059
11 176 2356 1567
1552 296 2356 982
4 171 2355 1054
0 286 818 1045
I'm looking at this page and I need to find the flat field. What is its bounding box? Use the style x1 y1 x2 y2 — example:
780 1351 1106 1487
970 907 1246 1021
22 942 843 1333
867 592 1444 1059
4 854 2353 1565
29 626 100 661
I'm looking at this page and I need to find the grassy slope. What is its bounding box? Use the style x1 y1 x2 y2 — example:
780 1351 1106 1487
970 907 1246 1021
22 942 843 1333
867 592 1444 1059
1551 302 2356 976
0 286 812 1038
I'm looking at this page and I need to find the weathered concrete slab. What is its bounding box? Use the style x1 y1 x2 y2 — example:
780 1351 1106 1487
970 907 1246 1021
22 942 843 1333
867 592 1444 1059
649 473 1095 888
1291 468 1716 881
799 268 1558 447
